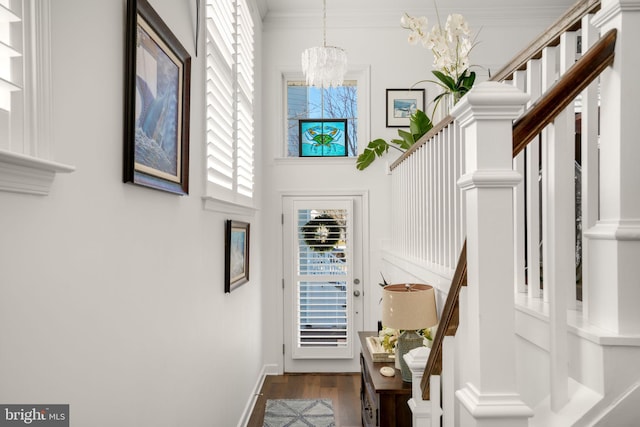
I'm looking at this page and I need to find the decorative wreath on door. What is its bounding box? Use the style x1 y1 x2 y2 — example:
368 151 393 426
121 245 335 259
301 214 342 252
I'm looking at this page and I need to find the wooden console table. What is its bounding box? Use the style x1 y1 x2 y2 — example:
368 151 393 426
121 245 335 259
359 331 412 427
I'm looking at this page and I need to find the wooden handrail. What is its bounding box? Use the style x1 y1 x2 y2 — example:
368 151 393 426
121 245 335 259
389 115 454 171
421 241 467 400
491 0 601 82
419 27 616 402
390 0 601 172
513 28 616 156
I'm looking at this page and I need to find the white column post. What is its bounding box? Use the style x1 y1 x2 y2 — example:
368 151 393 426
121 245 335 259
587 0 640 334
454 82 533 427
405 347 441 427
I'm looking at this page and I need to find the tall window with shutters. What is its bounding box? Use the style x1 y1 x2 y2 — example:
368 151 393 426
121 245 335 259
0 0 73 195
205 0 255 207
0 0 20 119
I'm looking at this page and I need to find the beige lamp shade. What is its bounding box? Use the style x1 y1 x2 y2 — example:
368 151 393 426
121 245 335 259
381 283 437 330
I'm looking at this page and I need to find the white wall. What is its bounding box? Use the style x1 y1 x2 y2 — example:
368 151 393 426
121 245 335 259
0 1 263 426
259 4 572 373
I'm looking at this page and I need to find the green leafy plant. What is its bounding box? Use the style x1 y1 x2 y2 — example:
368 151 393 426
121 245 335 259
356 109 433 170
378 326 434 352
430 69 476 113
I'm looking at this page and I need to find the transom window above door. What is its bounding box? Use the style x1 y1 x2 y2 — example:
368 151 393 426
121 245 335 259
285 80 358 158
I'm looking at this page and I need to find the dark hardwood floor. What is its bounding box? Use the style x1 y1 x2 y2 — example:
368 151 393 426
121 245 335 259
246 373 361 427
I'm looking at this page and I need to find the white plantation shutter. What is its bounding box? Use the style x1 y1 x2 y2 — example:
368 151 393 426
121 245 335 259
0 1 21 141
205 0 254 205
296 212 349 349
236 0 254 198
206 0 234 190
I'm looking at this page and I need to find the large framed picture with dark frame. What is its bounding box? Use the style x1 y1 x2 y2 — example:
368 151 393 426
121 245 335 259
123 0 191 195
225 220 250 293
298 119 348 157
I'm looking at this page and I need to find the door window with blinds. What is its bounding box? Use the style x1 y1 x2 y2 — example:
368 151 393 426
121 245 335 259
205 0 255 206
289 199 354 359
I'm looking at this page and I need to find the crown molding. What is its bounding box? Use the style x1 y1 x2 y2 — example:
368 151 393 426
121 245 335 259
262 6 571 31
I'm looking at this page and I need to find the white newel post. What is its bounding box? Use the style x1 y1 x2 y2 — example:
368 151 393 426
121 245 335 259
586 0 640 334
453 82 533 427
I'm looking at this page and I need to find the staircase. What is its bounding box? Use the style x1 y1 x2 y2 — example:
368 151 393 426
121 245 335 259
383 0 640 425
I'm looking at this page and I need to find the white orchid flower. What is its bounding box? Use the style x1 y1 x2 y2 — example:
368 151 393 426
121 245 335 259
414 16 428 31
400 14 410 28
401 14 428 32
425 25 445 51
435 54 454 74
407 32 420 45
399 8 477 108
445 13 470 38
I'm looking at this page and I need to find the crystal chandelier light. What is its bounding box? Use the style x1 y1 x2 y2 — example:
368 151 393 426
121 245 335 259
301 0 347 87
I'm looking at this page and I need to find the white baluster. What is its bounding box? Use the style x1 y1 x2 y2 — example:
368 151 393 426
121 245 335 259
580 14 599 320
525 60 543 299
540 45 557 304
442 335 457 427
542 30 577 411
512 69 527 294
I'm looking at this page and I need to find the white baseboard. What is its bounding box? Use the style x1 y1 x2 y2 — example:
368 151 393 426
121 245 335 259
237 364 279 427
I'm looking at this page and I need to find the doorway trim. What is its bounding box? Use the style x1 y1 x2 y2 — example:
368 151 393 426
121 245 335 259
278 189 370 372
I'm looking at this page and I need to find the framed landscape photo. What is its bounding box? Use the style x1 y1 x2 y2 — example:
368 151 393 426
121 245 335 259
298 119 348 157
386 89 425 127
124 0 191 195
225 220 250 293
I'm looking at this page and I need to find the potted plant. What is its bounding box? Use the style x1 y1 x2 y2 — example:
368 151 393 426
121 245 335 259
355 109 432 170
356 9 478 171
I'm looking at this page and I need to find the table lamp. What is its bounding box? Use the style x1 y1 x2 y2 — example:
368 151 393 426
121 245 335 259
382 283 438 382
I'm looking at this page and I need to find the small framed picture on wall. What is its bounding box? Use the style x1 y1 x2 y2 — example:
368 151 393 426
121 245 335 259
386 88 425 127
225 220 250 293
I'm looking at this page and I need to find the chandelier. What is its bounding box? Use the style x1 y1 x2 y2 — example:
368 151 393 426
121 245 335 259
301 0 347 87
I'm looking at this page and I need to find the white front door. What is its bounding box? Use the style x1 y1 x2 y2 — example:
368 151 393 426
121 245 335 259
282 195 365 372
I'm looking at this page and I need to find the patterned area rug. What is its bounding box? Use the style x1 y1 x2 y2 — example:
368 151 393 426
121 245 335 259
263 399 335 427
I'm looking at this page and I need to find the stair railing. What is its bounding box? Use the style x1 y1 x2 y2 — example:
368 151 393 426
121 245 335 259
419 25 616 401
389 0 616 406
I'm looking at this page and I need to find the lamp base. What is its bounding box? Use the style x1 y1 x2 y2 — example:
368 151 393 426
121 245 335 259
397 330 423 382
